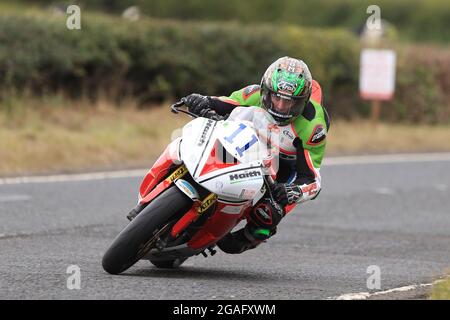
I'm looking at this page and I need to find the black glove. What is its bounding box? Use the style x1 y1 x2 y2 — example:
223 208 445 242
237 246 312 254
198 109 226 121
181 93 211 115
271 183 303 207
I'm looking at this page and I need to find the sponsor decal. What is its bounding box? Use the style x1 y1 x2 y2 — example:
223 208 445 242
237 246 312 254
175 179 199 200
301 182 318 196
168 165 188 182
229 170 262 184
197 119 214 146
219 190 242 198
283 129 295 140
239 188 256 199
197 193 218 213
277 81 296 93
280 59 304 74
307 124 326 145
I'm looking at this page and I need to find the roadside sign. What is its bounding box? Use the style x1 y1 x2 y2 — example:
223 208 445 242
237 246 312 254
359 49 396 100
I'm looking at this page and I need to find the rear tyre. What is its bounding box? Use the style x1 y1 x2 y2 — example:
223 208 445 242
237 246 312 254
149 257 188 269
102 186 192 275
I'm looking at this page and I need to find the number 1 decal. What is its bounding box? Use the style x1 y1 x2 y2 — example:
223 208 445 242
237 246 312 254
224 123 246 144
224 123 258 157
236 134 257 157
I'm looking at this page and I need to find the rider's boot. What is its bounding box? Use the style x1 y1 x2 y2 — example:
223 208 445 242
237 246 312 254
216 198 284 254
216 226 266 254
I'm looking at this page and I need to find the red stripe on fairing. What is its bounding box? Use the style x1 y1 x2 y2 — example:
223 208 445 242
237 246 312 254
139 179 172 204
284 203 297 215
139 147 174 198
187 201 249 250
199 141 238 176
304 149 318 178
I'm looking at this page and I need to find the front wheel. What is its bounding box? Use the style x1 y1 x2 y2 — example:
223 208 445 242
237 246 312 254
102 186 192 275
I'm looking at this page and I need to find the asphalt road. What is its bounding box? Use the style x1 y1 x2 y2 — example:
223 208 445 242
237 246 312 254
1 155 449 300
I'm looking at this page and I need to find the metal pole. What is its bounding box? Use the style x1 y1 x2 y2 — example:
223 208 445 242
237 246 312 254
371 100 381 125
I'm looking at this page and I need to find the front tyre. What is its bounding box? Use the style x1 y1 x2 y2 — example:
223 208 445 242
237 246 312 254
102 186 192 275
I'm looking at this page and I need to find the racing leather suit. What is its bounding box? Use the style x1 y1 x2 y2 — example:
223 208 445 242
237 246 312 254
189 80 330 253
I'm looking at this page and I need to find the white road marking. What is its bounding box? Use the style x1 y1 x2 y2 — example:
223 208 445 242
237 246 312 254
373 187 395 195
0 233 16 239
323 152 450 166
0 169 147 185
0 194 32 202
328 279 446 300
1 152 450 186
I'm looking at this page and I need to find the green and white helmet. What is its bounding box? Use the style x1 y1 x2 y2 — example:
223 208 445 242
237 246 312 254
260 56 312 126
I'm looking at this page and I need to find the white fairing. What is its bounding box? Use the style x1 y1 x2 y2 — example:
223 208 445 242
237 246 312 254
197 162 264 203
179 117 216 177
179 107 278 205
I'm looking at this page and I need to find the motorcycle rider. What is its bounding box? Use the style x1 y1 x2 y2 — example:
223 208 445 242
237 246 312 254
181 56 330 254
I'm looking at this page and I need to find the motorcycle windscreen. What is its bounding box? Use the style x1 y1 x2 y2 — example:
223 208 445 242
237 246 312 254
217 122 271 165
225 106 280 175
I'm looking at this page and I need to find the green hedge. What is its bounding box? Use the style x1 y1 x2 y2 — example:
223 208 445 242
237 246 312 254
0 12 448 123
11 0 450 43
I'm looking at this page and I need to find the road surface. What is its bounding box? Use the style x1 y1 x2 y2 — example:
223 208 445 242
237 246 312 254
1 153 449 299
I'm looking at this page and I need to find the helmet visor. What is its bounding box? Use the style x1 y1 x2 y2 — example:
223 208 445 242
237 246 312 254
267 90 308 122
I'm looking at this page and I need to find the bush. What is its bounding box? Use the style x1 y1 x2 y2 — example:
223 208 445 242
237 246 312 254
12 0 449 43
0 12 448 123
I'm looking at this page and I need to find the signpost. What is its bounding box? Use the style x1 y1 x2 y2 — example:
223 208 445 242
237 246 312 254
359 49 396 124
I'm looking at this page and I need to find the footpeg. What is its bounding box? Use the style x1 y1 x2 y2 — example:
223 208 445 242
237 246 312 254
126 209 138 221
126 203 146 221
154 238 166 251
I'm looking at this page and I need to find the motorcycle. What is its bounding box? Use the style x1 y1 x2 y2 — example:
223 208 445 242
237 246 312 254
102 102 281 274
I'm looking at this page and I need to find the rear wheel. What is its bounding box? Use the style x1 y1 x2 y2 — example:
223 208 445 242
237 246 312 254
149 257 188 269
102 186 192 275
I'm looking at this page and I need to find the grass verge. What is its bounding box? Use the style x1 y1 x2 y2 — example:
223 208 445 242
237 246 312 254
430 276 450 300
0 99 188 177
1 100 450 177
327 120 450 155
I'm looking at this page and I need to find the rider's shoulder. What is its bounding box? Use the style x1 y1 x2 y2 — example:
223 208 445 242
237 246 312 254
242 84 261 99
292 100 330 147
229 84 261 105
